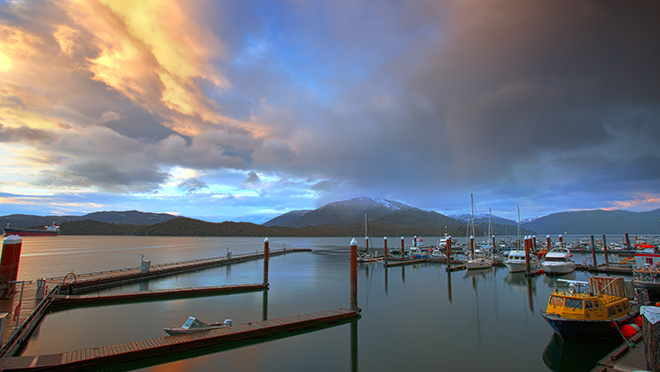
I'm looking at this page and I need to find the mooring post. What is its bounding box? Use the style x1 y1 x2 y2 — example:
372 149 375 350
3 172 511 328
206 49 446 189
525 236 531 274
350 238 358 311
546 235 551 251
625 233 631 250
559 234 563 248
642 306 660 372
470 235 475 259
446 236 452 266
263 237 269 287
0 235 23 298
590 235 597 268
383 237 388 265
532 236 537 253
492 235 496 253
400 236 404 258
602 234 609 266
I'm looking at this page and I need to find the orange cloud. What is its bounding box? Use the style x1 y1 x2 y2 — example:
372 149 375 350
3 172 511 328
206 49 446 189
58 0 238 136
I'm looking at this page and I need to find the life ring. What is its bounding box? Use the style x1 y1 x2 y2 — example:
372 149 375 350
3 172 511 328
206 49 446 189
62 272 77 284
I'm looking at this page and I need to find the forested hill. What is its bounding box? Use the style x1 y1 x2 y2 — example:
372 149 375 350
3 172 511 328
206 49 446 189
58 217 476 237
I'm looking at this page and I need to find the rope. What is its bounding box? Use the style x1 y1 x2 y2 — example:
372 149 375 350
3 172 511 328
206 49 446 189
610 318 636 347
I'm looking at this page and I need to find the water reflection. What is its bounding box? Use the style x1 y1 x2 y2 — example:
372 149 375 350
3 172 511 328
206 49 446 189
447 272 452 303
351 319 359 372
542 333 622 372
262 289 268 321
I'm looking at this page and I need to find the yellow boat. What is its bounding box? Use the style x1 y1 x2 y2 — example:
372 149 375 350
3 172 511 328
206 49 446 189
540 277 637 339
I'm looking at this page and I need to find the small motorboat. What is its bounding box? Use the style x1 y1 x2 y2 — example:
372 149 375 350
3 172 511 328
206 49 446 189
164 316 232 335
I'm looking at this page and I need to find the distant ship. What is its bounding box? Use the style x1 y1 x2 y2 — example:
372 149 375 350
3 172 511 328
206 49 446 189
2 222 60 237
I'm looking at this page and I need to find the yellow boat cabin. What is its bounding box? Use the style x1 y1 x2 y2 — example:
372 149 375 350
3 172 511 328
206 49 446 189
545 292 631 321
540 277 637 339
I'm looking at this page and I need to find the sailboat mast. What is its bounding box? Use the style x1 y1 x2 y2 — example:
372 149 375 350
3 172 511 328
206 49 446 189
364 213 369 254
470 193 475 238
517 205 522 249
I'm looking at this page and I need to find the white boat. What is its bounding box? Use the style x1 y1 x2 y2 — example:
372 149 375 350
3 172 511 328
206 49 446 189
504 250 542 273
408 246 430 259
465 195 493 270
164 316 232 335
431 248 447 260
541 248 577 274
466 256 493 270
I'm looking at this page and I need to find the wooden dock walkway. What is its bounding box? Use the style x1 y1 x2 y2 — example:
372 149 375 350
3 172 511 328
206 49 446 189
50 283 267 308
0 248 310 357
0 308 360 371
591 332 646 371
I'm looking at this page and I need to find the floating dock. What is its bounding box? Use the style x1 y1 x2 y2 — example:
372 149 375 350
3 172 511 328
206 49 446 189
0 308 360 371
0 248 310 357
50 283 267 308
591 332 645 371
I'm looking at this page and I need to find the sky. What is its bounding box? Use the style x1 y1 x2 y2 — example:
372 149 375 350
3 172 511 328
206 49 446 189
1 0 659 224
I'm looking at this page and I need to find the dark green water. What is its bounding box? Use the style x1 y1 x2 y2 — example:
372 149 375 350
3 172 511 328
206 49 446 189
16 236 628 371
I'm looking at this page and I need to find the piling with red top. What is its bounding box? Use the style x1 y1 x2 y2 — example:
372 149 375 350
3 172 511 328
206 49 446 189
350 238 358 311
383 237 388 265
263 237 270 287
400 237 404 257
590 235 597 268
446 236 452 265
0 235 23 298
602 234 609 266
524 236 531 273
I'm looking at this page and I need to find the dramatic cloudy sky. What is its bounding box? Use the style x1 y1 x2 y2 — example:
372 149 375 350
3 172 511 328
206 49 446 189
1 0 659 223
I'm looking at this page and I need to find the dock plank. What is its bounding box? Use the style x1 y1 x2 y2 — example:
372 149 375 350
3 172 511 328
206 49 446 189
0 308 359 371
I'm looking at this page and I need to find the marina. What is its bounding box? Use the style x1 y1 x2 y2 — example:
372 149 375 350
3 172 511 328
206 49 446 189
0 235 658 371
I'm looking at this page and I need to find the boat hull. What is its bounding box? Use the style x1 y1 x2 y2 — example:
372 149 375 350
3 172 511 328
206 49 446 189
540 311 634 339
466 259 493 270
542 262 577 275
504 261 541 273
2 228 59 237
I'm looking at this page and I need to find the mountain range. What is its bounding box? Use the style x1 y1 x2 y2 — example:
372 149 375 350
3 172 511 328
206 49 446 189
2 198 659 236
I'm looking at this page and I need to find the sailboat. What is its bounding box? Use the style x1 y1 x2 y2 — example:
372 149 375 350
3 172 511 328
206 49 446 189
357 213 382 263
466 194 493 270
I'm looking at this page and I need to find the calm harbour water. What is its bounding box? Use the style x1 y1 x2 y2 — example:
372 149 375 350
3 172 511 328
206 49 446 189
13 236 632 371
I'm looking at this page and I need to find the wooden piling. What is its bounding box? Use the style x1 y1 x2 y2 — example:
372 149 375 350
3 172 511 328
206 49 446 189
383 237 388 265
546 235 551 251
625 233 631 250
470 236 475 259
350 238 358 311
263 237 269 287
603 234 609 266
400 237 404 258
525 236 531 274
591 235 598 268
445 236 452 266
559 234 563 249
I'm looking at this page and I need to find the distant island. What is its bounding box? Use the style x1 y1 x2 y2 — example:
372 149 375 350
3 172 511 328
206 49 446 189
2 197 659 236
